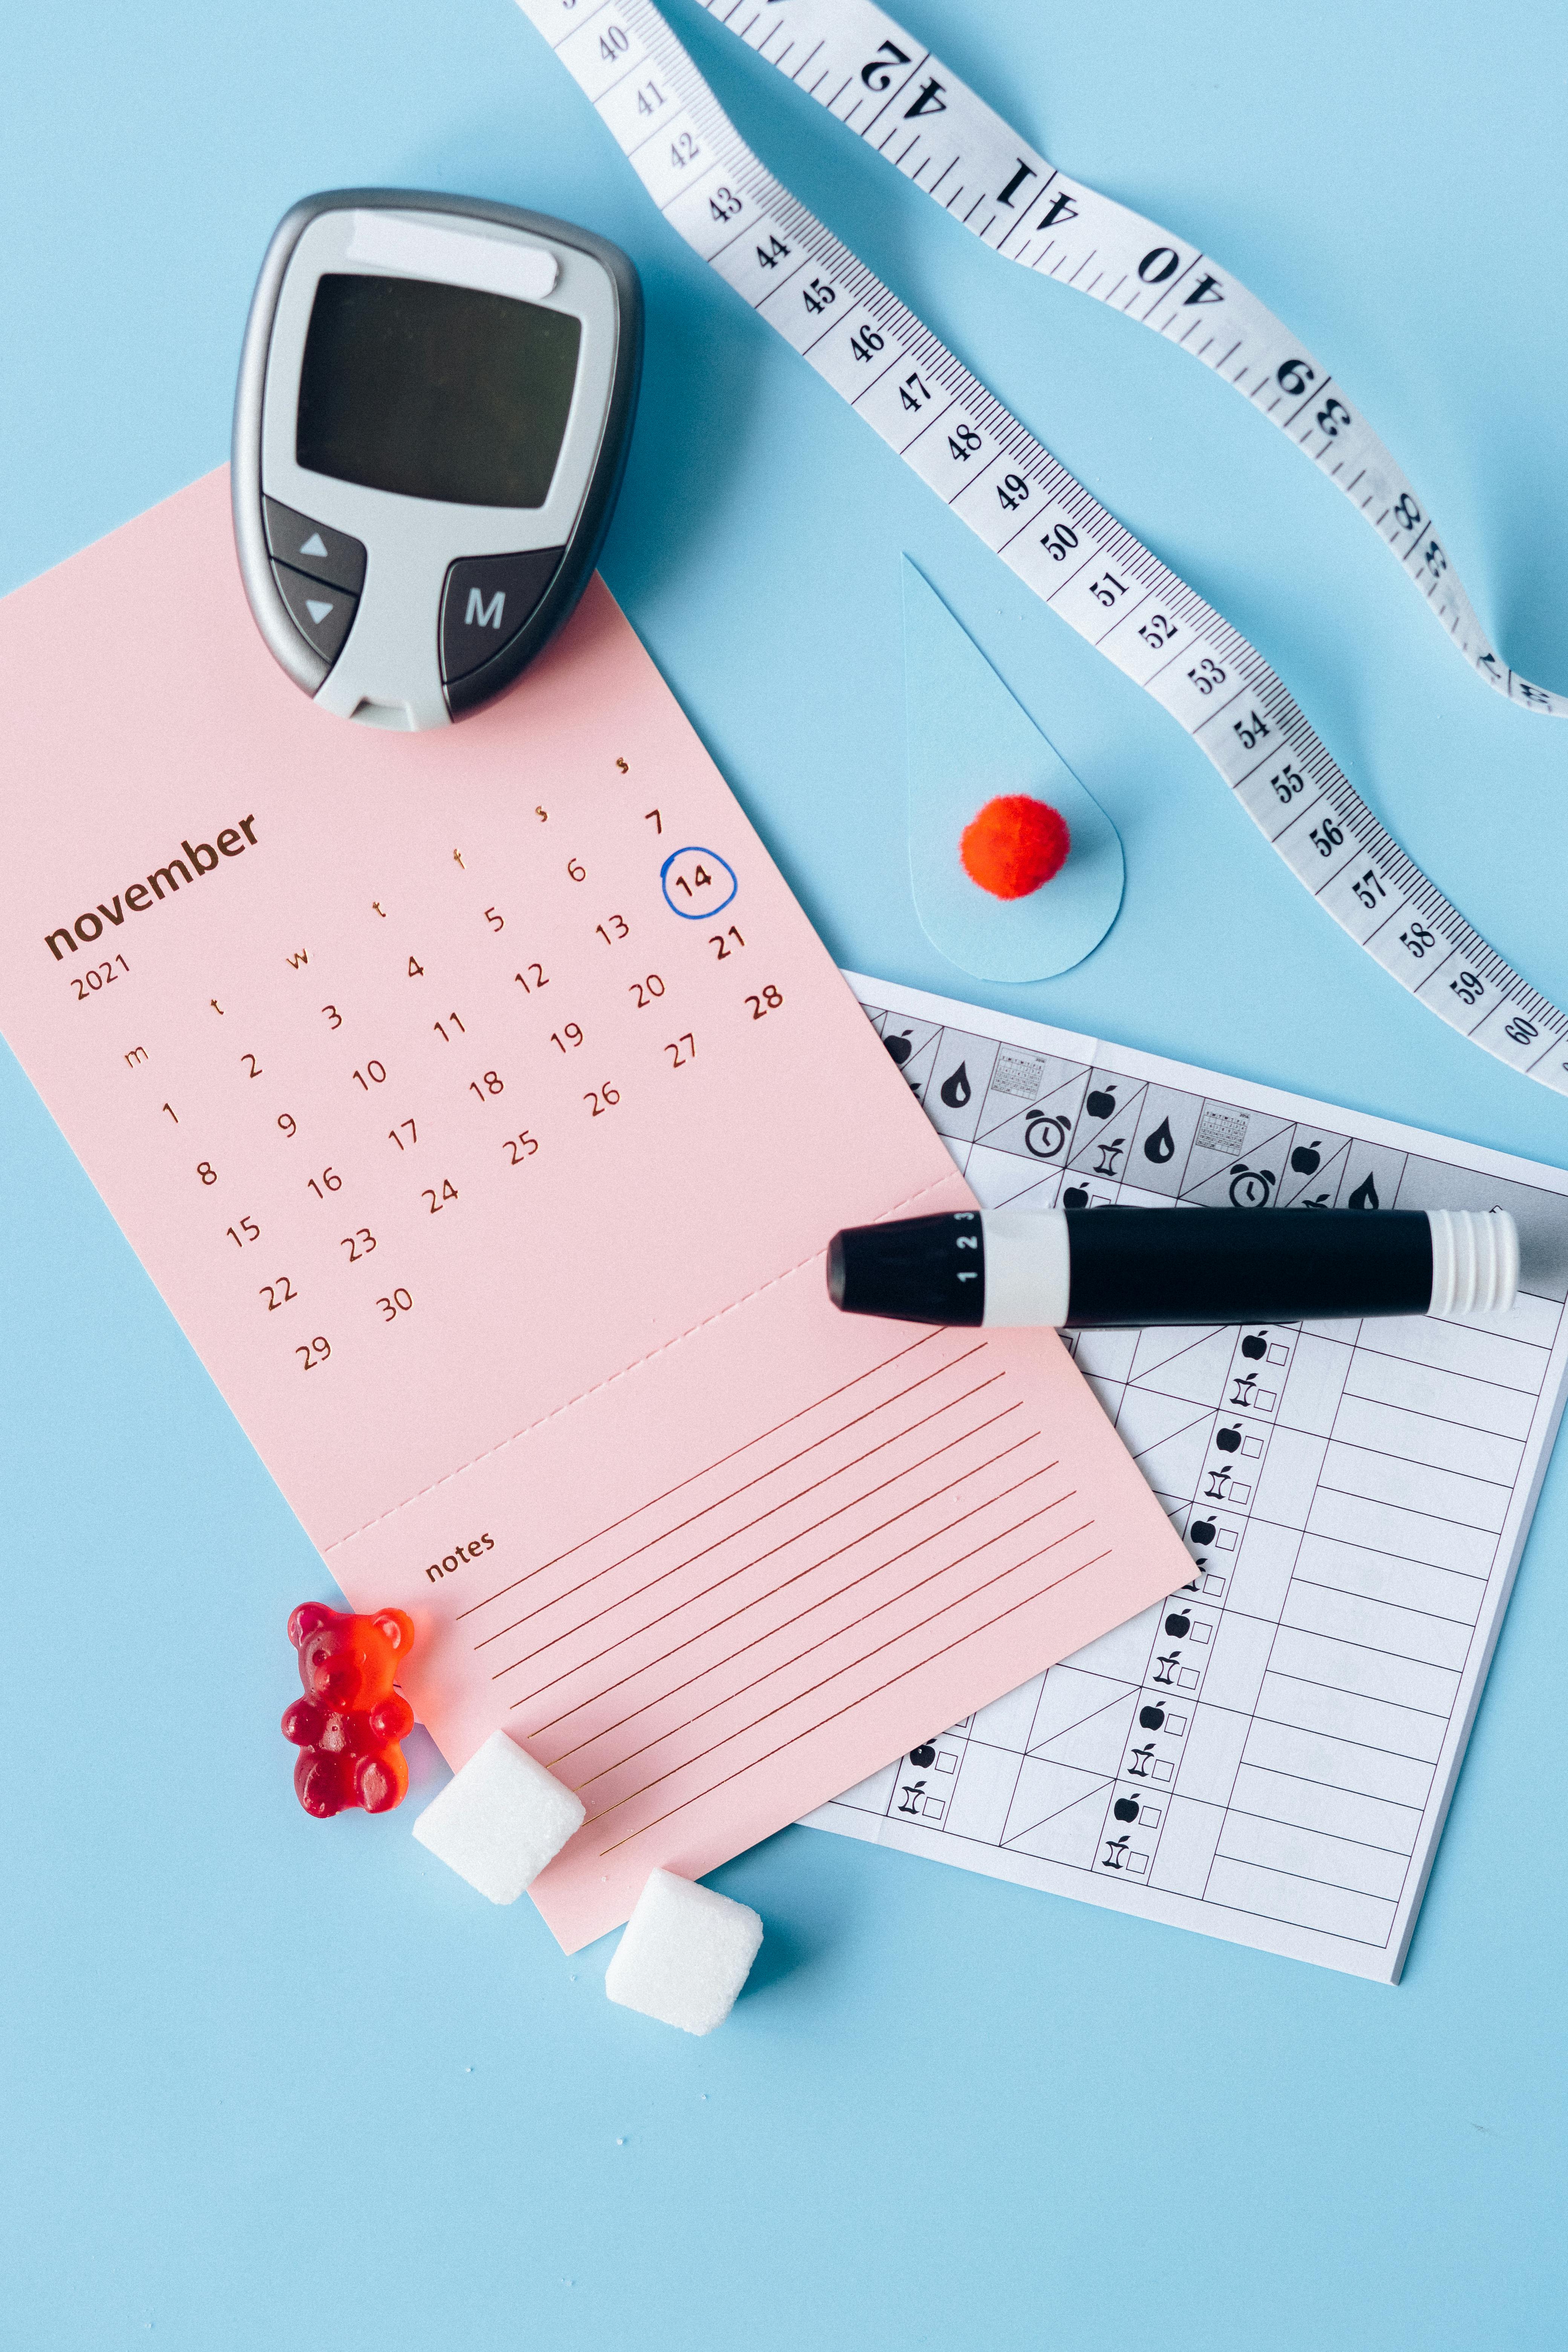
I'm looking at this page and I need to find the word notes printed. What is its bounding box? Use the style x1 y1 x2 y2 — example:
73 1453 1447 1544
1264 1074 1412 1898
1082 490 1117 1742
0 475 1190 1949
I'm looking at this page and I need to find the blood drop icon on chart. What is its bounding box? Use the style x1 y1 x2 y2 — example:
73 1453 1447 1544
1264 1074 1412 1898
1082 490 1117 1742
902 561 1123 982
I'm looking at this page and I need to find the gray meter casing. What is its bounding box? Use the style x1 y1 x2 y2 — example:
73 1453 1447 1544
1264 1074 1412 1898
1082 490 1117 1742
233 189 642 729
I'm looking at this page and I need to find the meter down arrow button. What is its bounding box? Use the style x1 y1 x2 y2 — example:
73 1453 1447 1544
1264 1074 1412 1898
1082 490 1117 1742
272 561 357 665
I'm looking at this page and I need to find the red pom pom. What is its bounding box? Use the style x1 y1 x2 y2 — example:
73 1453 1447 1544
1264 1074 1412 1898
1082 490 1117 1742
959 795 1071 900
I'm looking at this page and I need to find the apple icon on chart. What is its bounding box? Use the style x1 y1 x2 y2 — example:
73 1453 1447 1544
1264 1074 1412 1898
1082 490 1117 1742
1189 1519 1216 1547
1241 1333 1268 1360
1063 1186 1090 1208
1113 1796 1139 1823
909 1743 936 1769
1165 1612 1191 1639
1291 1139 1322 1176
1139 1703 1166 1732
1086 1085 1117 1120
1215 1425 1242 1454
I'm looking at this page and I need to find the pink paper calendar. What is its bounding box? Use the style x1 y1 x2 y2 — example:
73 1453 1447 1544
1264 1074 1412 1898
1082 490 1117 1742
0 472 1189 1948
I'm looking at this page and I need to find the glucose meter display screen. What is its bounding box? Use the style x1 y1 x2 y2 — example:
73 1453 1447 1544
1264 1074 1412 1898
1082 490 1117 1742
296 273 582 508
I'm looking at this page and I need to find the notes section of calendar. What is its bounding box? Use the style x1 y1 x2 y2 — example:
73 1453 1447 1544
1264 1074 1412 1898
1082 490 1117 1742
805 978 1568 1979
3 492 1202 1950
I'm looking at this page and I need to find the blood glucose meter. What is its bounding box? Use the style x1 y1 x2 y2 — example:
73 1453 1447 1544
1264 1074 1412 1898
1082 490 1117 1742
233 189 642 728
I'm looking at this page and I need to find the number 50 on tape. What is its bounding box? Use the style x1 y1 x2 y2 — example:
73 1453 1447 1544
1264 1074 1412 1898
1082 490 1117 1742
519 0 1568 1097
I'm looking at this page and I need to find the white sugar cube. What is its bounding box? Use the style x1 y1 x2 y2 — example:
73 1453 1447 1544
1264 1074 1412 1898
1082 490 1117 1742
412 1730 584 1905
605 1868 764 2035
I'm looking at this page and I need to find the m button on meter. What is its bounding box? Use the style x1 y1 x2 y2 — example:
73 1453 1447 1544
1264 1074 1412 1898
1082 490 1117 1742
439 550 564 701
232 191 642 728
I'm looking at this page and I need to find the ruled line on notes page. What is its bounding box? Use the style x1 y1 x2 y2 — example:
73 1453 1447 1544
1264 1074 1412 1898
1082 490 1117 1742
485 1379 1014 1674
471 1346 994 1652
443 1325 1116 1862
483 1341 1027 1696
565 1491 1079 1788
453 1329 946 1619
598 1534 1113 1854
534 1458 1059 1763
324 1164 965 1557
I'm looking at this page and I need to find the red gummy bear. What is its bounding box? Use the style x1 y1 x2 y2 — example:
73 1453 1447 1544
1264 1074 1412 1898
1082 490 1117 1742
282 1602 415 1816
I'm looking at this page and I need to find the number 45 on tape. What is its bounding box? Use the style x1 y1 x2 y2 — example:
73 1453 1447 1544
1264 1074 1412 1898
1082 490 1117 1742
519 0 1568 1098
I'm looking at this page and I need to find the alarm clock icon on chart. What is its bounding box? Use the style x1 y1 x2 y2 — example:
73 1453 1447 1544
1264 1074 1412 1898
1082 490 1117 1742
232 189 643 729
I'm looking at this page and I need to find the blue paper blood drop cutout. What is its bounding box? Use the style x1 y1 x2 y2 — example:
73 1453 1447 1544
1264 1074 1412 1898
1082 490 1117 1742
903 560 1123 983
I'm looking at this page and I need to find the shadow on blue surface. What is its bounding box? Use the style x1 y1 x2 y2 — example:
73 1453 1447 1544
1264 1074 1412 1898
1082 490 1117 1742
5 0 1568 2346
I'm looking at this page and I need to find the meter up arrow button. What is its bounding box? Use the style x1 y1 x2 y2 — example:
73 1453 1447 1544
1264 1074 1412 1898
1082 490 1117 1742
263 498 366 595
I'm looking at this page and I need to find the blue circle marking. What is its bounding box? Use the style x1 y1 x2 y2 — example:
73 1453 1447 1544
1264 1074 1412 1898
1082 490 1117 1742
660 846 738 919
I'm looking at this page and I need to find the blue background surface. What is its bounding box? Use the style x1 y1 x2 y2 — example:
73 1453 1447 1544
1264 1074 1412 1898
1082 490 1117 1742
4 2 1567 2343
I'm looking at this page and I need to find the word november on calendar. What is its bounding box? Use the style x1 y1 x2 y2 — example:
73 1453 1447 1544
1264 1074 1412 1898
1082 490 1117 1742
0 471 1188 1950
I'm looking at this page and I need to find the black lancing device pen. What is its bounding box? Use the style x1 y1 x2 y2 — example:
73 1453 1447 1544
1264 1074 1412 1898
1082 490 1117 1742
827 1207 1519 1329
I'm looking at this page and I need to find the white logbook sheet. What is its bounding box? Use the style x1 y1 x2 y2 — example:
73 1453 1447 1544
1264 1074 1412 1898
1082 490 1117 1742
807 976 1568 1980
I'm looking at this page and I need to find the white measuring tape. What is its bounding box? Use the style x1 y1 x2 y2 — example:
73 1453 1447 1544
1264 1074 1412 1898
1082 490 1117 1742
516 0 1568 1096
697 0 1563 725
